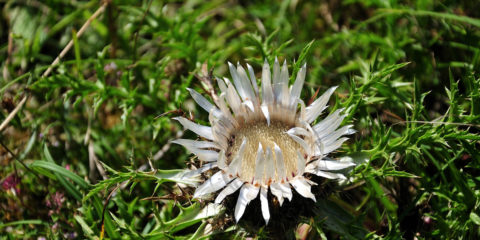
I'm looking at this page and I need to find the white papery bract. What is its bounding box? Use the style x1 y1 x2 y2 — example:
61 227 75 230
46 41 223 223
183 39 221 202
174 59 355 224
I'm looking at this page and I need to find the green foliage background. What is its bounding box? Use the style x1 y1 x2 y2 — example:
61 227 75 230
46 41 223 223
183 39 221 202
1 0 480 239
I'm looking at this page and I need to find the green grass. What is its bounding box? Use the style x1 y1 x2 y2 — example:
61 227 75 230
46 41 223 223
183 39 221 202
1 0 480 239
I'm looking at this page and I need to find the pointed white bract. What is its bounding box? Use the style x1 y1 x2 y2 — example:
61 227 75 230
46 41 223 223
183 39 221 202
176 59 355 224
173 117 214 140
246 63 259 96
305 168 347 180
235 184 259 222
227 138 247 177
243 100 255 112
270 183 285 206
260 187 270 224
279 182 293 201
181 162 217 179
215 178 243 204
286 127 310 137
187 88 222 118
261 60 274 105
290 64 306 107
305 86 338 123
296 151 306 176
264 147 275 183
287 132 311 155
290 177 316 201
310 158 356 171
217 150 227 169
260 105 270 125
194 171 232 199
171 139 219 150
274 144 286 181
254 143 266 185
236 64 257 105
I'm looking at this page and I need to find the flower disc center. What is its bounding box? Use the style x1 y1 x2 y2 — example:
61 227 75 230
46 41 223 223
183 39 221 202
227 121 303 183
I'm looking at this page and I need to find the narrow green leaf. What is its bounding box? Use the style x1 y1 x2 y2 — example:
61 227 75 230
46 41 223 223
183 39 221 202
0 73 31 94
291 40 315 82
360 8 480 29
33 160 90 190
470 212 480 225
382 170 419 178
72 29 83 80
18 130 37 160
74 215 96 238
366 177 397 213
0 220 44 229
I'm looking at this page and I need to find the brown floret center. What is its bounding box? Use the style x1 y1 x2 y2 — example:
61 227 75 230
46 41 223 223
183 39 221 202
226 121 303 183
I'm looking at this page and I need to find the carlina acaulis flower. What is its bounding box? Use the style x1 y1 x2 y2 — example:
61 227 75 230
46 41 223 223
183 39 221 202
173 58 355 225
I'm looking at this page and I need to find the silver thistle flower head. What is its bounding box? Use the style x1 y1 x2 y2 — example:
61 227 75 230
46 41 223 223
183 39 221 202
173 58 355 225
